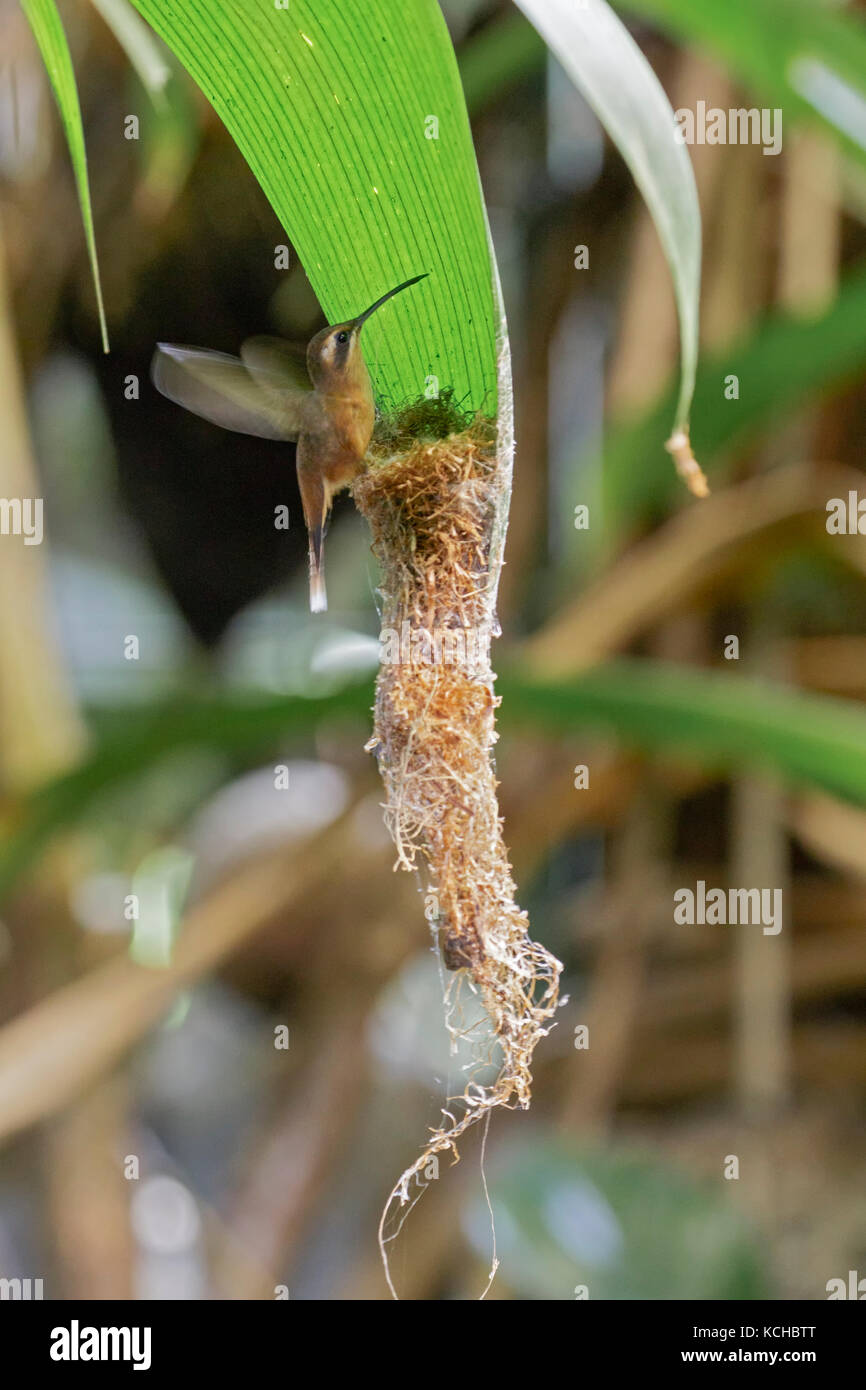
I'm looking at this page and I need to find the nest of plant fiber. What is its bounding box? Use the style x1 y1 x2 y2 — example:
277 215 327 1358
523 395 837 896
353 405 562 1290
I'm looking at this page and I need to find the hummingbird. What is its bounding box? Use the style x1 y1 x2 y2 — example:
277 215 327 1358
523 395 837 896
151 273 428 613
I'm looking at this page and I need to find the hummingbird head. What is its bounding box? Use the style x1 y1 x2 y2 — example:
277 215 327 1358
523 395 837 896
307 273 428 387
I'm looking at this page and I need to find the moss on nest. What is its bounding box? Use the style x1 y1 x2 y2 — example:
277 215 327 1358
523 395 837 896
372 388 494 456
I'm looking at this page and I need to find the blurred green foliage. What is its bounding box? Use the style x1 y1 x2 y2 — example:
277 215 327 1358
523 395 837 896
21 0 109 349
8 658 866 900
468 1140 768 1299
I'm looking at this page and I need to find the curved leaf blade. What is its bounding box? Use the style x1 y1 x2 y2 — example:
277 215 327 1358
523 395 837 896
514 0 701 443
131 0 498 414
602 260 866 530
503 659 866 808
623 0 866 169
458 12 546 114
89 0 171 106
7 658 866 900
21 0 109 353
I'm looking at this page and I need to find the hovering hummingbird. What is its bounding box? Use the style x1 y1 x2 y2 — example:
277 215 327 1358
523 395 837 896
151 273 428 613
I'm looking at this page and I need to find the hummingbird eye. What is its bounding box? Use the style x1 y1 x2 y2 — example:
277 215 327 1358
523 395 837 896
336 330 349 344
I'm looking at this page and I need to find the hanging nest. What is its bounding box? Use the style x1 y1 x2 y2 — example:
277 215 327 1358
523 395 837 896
352 397 562 1289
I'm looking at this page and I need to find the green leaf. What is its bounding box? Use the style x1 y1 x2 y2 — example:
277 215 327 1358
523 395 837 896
89 0 171 106
0 683 367 902
514 0 701 438
459 3 866 174
130 0 498 413
602 259 866 531
621 0 866 169
6 659 866 901
129 845 194 967
21 0 109 352
130 58 202 217
90 0 201 214
502 659 866 807
458 12 546 114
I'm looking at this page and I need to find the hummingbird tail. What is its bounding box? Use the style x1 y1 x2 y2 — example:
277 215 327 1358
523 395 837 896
298 459 329 614
310 567 327 613
309 523 327 613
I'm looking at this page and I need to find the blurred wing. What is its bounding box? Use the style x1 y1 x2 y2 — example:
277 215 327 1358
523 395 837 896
151 343 308 440
240 336 315 422
241 335 312 392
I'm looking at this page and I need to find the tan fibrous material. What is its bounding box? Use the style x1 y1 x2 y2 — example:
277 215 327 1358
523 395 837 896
353 421 562 1264
665 427 710 499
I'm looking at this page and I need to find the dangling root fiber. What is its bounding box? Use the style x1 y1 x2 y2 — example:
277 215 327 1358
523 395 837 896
353 412 562 1295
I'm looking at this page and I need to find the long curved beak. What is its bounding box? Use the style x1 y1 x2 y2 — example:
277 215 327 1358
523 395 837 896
354 273 428 328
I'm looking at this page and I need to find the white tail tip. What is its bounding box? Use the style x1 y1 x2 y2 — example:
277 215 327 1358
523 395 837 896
310 572 327 613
